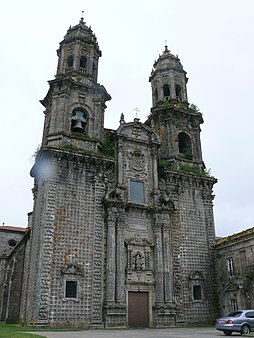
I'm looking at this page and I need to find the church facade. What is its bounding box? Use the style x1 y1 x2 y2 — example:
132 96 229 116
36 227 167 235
1 18 218 328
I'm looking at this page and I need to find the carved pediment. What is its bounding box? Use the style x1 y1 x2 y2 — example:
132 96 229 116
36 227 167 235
117 120 160 144
189 271 204 280
61 263 83 275
125 234 154 247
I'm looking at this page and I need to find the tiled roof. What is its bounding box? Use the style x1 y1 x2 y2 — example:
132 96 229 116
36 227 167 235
0 225 27 233
216 226 254 246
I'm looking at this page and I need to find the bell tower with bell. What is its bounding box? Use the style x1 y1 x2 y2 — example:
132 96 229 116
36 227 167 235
40 14 111 151
25 16 113 328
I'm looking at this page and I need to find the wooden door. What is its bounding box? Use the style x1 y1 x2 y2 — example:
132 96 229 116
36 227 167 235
128 291 149 327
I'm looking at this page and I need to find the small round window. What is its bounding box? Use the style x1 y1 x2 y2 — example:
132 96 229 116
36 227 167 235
8 239 17 247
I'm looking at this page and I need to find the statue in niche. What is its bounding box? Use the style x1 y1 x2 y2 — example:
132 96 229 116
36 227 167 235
134 251 144 270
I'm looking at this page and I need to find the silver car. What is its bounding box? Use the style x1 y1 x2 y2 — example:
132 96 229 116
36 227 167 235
216 310 254 335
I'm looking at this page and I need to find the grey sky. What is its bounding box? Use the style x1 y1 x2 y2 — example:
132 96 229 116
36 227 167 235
0 0 253 237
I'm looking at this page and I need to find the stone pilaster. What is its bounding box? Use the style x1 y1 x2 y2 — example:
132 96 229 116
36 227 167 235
104 207 127 328
162 223 173 303
116 212 125 303
37 182 57 325
91 175 106 327
154 222 164 304
105 211 116 303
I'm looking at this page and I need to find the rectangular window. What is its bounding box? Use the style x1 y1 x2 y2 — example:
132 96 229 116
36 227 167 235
193 285 202 301
130 181 144 204
227 257 234 278
65 280 77 298
231 299 238 311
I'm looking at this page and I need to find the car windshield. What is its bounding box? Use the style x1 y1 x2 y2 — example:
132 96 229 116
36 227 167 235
226 311 243 317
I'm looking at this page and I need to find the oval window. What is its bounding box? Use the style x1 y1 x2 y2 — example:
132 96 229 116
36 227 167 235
8 239 17 247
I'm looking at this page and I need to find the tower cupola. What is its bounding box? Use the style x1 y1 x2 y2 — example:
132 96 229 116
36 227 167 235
56 17 101 84
40 18 111 151
149 46 188 107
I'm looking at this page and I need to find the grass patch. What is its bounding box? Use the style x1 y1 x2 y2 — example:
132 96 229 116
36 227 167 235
0 322 81 337
0 333 45 338
0 322 44 338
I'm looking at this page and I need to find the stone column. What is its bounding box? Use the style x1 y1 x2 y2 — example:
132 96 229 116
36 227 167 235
154 222 164 303
105 211 116 303
116 212 125 303
170 70 175 99
117 142 123 184
181 76 188 102
194 126 203 161
91 175 106 325
152 145 159 190
162 224 173 303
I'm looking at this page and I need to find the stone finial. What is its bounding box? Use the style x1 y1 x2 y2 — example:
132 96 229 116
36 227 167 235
120 112 125 125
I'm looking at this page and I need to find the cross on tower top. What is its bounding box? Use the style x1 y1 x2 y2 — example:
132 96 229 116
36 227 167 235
133 107 140 118
80 10 85 23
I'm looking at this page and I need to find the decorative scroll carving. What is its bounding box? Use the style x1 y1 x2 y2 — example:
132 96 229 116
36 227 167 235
105 185 126 202
61 263 83 275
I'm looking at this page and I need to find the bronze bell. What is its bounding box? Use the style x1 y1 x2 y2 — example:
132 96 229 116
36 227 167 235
72 119 84 131
71 110 87 132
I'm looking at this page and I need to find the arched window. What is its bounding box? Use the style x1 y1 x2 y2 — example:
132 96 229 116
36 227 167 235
67 55 73 68
79 55 87 68
175 84 182 99
71 108 88 133
163 84 170 98
178 132 192 159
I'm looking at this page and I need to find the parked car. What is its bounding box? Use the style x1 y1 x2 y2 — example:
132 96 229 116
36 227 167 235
216 310 254 336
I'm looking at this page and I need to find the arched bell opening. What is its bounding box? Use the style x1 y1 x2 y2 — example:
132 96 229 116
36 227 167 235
163 84 170 100
175 84 182 100
67 55 74 68
71 108 88 133
79 55 87 69
92 62 97 81
178 132 193 160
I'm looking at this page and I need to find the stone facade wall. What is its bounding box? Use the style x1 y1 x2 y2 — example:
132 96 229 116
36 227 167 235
0 227 27 322
24 149 113 327
0 233 28 323
0 258 8 320
216 228 254 316
0 229 25 257
160 172 217 323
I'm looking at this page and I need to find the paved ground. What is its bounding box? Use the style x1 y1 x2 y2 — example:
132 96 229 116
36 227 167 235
30 327 243 338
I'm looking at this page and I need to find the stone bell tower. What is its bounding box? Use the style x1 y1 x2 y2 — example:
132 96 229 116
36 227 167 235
41 17 111 151
148 45 203 167
146 46 218 324
20 18 112 327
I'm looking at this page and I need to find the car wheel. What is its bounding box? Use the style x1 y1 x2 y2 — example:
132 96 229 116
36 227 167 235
223 331 232 336
241 324 250 335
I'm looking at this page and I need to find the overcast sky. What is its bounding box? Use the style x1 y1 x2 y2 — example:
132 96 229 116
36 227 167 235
0 0 253 237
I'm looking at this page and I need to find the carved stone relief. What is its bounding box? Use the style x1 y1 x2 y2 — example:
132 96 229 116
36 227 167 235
125 235 154 285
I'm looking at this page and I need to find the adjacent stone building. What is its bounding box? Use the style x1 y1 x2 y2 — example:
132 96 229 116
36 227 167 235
0 17 218 328
216 227 254 316
0 225 29 323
